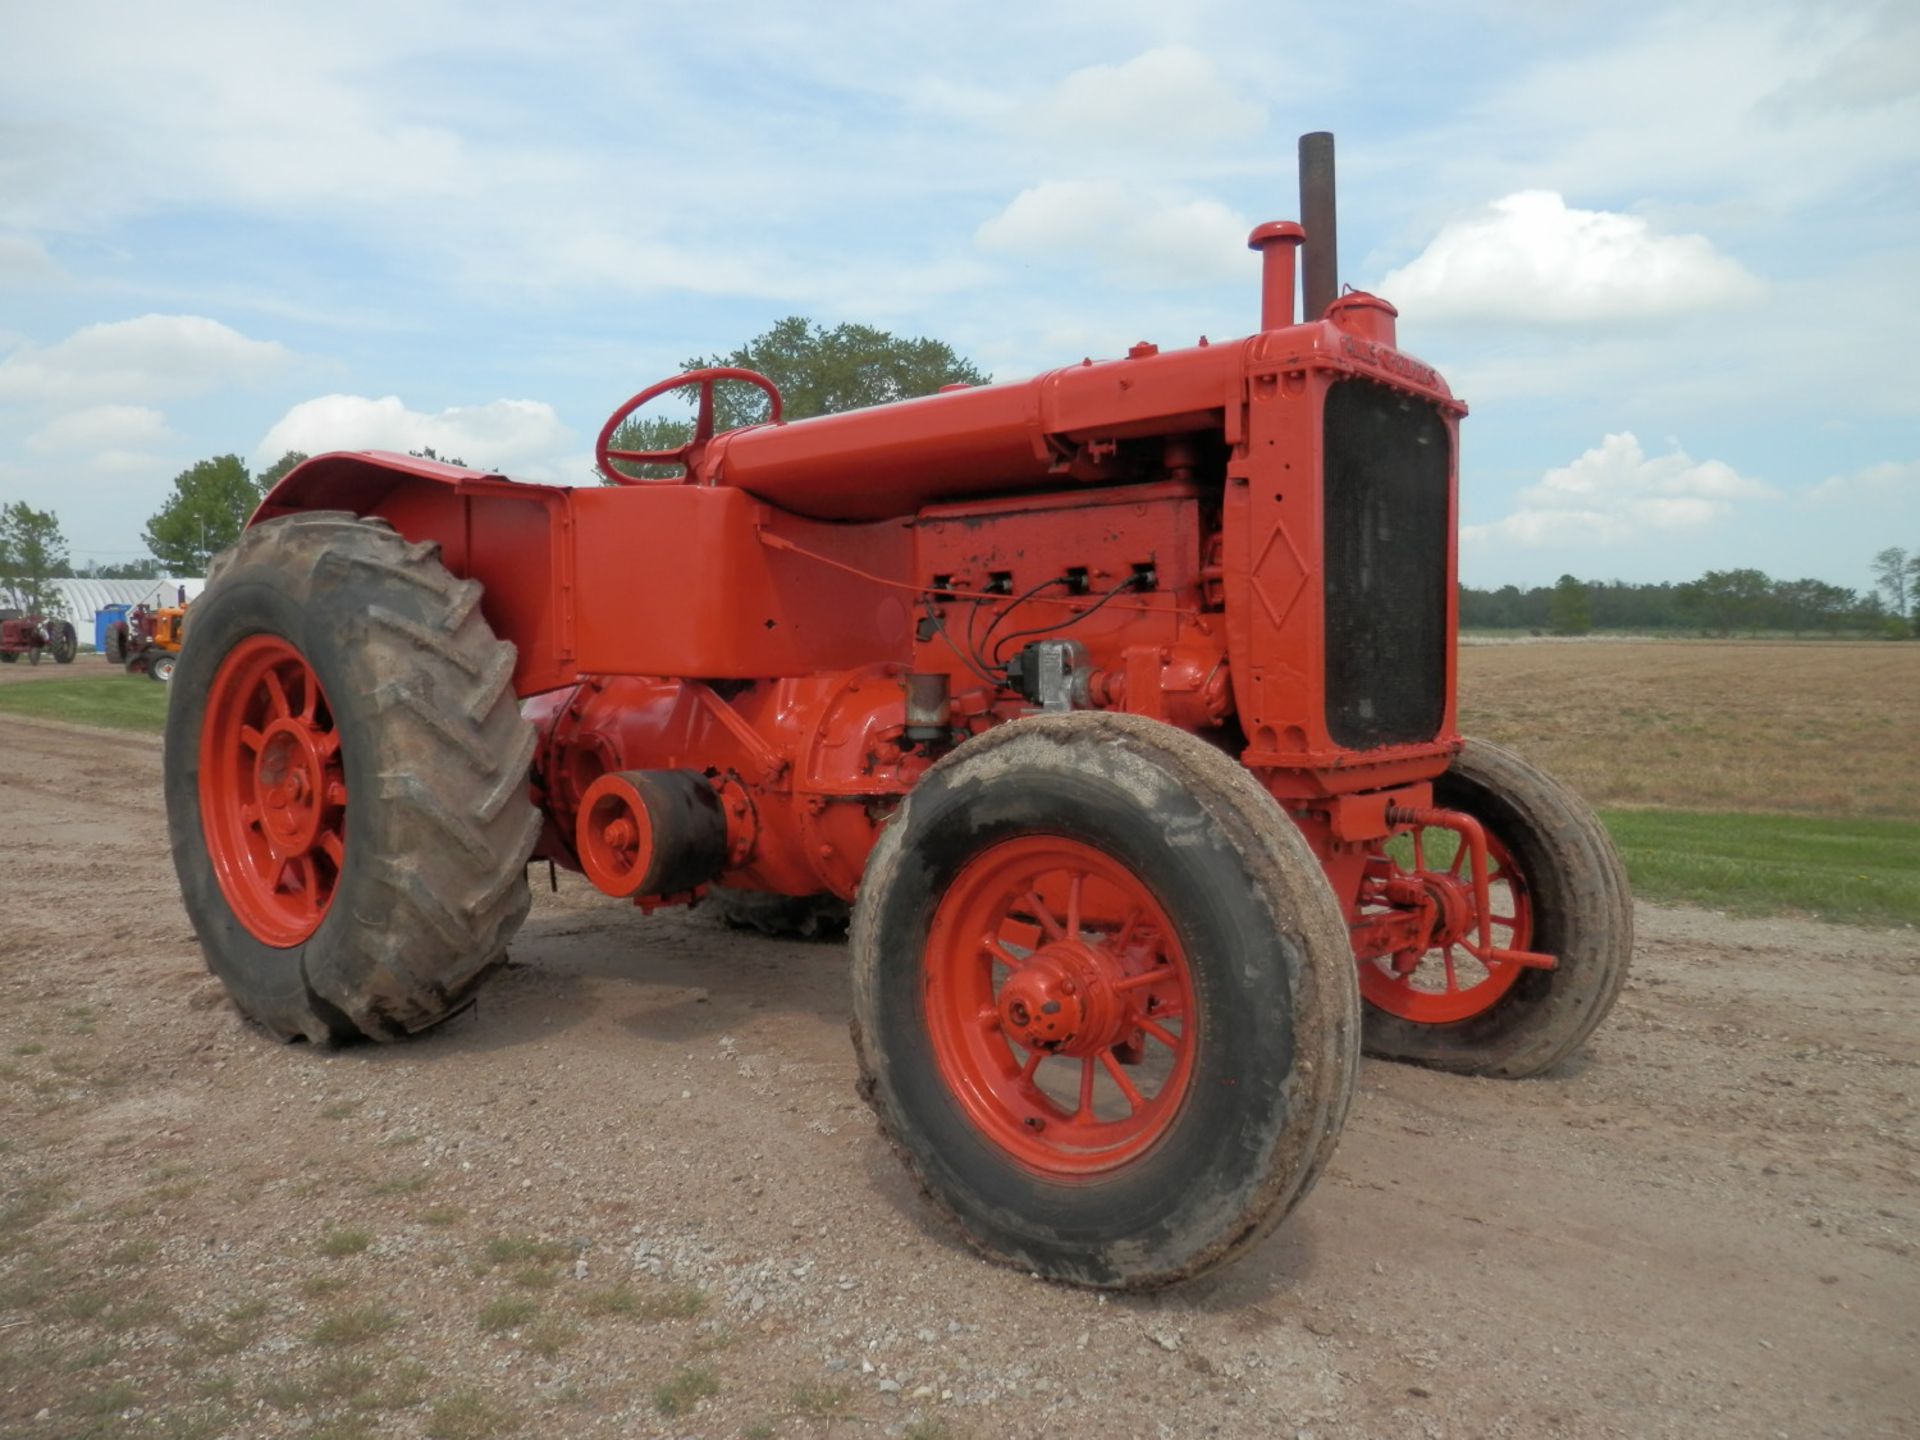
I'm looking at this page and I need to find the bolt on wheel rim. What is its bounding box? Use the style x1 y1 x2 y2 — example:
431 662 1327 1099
1359 822 1533 1023
198 635 347 946
924 835 1196 1175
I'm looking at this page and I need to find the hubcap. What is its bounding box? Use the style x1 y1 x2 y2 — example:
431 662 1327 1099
198 635 347 946
925 835 1195 1175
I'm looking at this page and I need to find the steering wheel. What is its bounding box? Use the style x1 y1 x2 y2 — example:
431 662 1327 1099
595 366 784 485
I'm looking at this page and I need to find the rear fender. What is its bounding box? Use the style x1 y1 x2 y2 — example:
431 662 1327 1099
253 451 578 695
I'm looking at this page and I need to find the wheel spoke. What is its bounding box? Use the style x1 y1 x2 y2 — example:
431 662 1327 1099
976 1003 1000 1032
320 831 345 868
1108 905 1141 952
1023 889 1065 941
239 724 265 752
984 936 1027 970
1138 1016 1180 1051
1065 871 1084 941
298 671 317 722
1076 1057 1096 1122
1017 1049 1044 1085
315 729 341 759
1113 967 1170 993
297 856 322 913
1442 947 1459 992
1099 1050 1144 1114
262 669 291 720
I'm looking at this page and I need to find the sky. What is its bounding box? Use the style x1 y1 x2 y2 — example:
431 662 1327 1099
1 0 1916 591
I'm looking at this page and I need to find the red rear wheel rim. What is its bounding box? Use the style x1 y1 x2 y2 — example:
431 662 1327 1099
924 835 1196 1176
198 636 347 946
1358 823 1534 1023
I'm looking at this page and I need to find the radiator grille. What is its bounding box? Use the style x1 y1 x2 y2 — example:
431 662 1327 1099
1322 380 1449 749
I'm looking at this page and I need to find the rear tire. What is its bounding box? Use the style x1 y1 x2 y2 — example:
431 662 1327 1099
851 713 1359 1289
51 621 77 664
1359 738 1632 1077
165 512 541 1043
0 652 14 664
105 625 126 664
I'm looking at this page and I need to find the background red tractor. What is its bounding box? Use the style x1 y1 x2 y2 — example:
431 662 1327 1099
163 133 1630 1289
0 612 78 666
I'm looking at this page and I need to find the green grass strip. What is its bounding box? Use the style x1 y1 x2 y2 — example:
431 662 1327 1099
1600 807 1920 929
0 675 170 733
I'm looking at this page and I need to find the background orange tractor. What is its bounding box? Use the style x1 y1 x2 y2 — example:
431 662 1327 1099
162 133 1630 1289
107 599 187 680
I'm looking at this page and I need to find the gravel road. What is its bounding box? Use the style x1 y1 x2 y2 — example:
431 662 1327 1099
1 704 1914 1439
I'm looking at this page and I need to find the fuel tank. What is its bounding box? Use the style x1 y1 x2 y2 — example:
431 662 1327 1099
693 338 1251 521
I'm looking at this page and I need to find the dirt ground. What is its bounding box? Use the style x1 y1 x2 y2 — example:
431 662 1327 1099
1 694 1916 1439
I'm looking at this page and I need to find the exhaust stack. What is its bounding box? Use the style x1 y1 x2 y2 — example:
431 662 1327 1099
1298 131 1338 323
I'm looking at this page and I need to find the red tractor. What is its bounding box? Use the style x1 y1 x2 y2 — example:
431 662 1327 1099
0 612 78 666
163 134 1629 1289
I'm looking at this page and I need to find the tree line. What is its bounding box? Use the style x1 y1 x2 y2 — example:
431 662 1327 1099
1471 551 1920 638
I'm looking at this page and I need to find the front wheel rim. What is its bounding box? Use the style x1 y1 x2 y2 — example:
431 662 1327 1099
1359 822 1535 1023
924 835 1196 1176
198 635 347 946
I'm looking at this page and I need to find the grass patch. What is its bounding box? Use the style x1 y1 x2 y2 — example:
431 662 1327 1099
1601 808 1920 927
480 1236 571 1266
476 1295 538 1333
370 1174 430 1197
318 1101 361 1120
309 1305 399 1347
654 1364 719 1416
0 676 169 732
104 1238 159 1266
521 1318 577 1359
318 1227 373 1257
425 1389 519 1439
581 1280 705 1321
11 1042 44 1057
420 1206 464 1228
789 1380 854 1417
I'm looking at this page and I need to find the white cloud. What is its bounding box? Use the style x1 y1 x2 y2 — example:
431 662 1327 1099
0 234 62 287
1032 46 1264 150
976 180 1249 287
1466 433 1775 548
1380 191 1761 325
1809 459 1920 504
256 395 572 477
0 315 290 405
26 404 173 454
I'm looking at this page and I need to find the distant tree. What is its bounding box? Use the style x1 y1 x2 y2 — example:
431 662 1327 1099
1872 546 1910 618
80 557 165 580
144 455 263 573
1546 574 1592 636
408 447 468 468
1772 578 1857 636
1678 568 1773 636
603 316 989 482
0 502 71 617
257 450 309 491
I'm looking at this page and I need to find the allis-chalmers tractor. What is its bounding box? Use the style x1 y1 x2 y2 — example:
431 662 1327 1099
164 135 1629 1288
0 612 78 666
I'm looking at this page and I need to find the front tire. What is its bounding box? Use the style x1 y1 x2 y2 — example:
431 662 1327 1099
852 713 1359 1289
51 621 77 664
149 651 176 683
1359 738 1632 1077
165 512 541 1042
